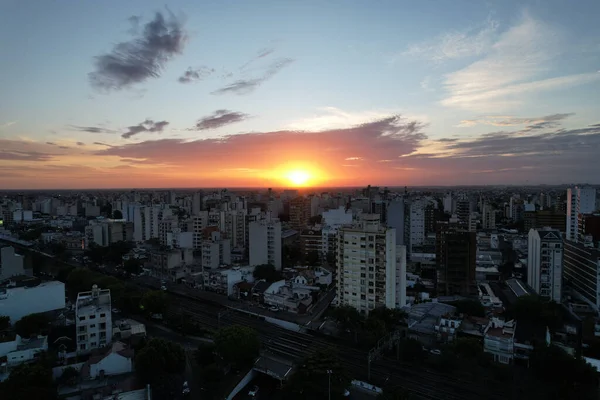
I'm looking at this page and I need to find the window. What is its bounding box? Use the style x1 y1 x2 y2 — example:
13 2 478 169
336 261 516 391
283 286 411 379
78 335 86 341
100 313 106 318
90 324 96 328
90 342 97 347
89 315 96 320
79 344 86 350
78 326 86 332
100 332 106 339
79 316 86 321
90 333 97 338
100 322 106 329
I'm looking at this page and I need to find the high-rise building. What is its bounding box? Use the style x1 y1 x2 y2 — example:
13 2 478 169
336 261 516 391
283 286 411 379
523 210 566 233
386 199 405 246
436 222 477 296
482 204 496 230
192 191 203 215
289 196 311 229
395 245 407 309
76 285 112 353
563 240 600 311
527 228 563 302
567 187 597 242
336 214 397 315
201 230 231 270
249 218 282 270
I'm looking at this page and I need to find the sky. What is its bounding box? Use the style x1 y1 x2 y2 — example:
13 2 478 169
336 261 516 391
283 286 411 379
0 0 599 189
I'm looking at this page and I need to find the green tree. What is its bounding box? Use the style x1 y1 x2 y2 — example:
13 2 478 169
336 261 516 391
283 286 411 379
140 290 169 315
0 362 57 400
451 299 486 317
112 210 123 219
123 258 142 275
252 264 281 282
135 338 186 383
363 316 388 348
0 315 9 331
510 295 564 331
199 364 224 394
330 305 363 331
58 366 79 386
368 307 407 332
214 325 260 367
14 313 49 338
195 343 216 367
285 349 350 399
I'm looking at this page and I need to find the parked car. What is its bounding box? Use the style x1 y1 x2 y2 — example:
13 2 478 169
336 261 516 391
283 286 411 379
269 306 279 312
182 381 190 395
248 385 259 397
161 285 168 291
429 349 442 355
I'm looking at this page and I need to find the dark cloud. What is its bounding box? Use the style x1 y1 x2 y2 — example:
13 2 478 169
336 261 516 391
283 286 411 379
465 113 575 128
239 47 275 70
178 66 215 83
70 125 117 134
192 110 250 130
436 138 459 142
59 146 70 149
93 142 114 147
76 142 86 146
0 150 53 161
212 58 294 95
46 142 56 146
122 119 169 139
89 11 187 91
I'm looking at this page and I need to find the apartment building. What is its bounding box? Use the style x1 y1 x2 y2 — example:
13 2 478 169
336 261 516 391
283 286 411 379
336 214 397 315
201 230 231 270
299 228 323 259
527 228 563 302
148 247 194 281
290 196 311 229
563 240 600 311
0 246 25 281
567 187 597 242
249 218 282 270
76 285 112 353
84 218 133 248
436 222 477 296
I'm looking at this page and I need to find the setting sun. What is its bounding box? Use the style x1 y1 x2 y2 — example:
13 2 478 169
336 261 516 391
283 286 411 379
286 170 311 186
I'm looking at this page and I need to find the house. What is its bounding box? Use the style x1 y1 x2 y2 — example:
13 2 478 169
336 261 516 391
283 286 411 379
434 316 462 343
80 342 134 379
262 281 314 314
0 335 48 367
112 319 146 340
484 319 516 364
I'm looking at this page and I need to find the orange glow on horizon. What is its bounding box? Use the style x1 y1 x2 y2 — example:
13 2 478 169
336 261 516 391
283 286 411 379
286 170 311 186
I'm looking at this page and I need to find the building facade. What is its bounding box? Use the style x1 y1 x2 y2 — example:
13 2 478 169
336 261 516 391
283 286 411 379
527 228 563 302
249 218 282 270
563 240 600 311
436 223 477 296
76 285 112 353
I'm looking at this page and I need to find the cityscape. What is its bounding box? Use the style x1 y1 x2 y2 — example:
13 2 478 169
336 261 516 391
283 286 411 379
1 1 600 400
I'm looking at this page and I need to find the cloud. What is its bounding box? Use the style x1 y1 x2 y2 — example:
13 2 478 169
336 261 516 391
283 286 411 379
70 125 117 134
95 116 426 171
191 110 250 130
93 142 114 147
178 66 215 83
89 11 187 91
345 157 363 161
122 119 169 139
287 107 419 131
46 142 56 146
239 47 276 70
401 18 498 62
420 76 435 92
458 113 575 128
212 58 294 95
441 15 600 111
0 121 17 129
0 150 54 161
76 142 85 146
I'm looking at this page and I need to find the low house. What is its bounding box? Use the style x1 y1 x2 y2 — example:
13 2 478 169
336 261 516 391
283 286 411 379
434 316 462 343
263 281 314 314
484 319 515 364
113 319 146 340
3 335 48 367
80 342 134 380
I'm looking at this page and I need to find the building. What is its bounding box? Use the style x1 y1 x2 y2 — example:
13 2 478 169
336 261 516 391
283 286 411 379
299 228 323 260
289 197 311 229
396 245 407 308
0 246 25 282
80 341 134 379
563 240 600 311
148 247 194 281
336 214 397 315
524 210 566 233
386 199 405 246
0 334 48 367
436 223 477 296
567 187 597 242
203 266 254 296
201 230 231 270
527 228 563 302
75 285 112 353
249 218 282 270
0 281 65 323
85 219 134 248
484 319 516 364
482 204 496 230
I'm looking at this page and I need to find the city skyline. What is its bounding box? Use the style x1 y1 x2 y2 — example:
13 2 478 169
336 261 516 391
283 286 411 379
1 0 600 189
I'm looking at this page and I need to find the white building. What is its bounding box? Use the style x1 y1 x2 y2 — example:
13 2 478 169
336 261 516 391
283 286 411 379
0 335 48 367
203 266 254 296
224 210 247 249
12 210 33 223
336 214 397 315
527 228 563 302
82 342 134 379
201 231 232 270
567 187 597 242
0 246 25 282
249 218 282 270
484 319 516 365
396 245 407 308
0 281 65 323
75 285 112 353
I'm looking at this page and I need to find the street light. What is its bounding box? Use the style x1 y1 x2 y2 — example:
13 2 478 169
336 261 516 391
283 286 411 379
327 369 333 400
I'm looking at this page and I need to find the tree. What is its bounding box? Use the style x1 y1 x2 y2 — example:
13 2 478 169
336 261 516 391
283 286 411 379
452 299 486 318
363 316 387 348
199 364 224 394
195 343 216 367
124 258 142 275
140 290 169 315
398 338 425 363
15 313 49 338
309 215 323 225
306 250 320 266
0 362 56 400
510 295 564 331
330 305 362 331
368 307 407 332
0 315 9 331
285 349 350 399
214 325 260 367
58 366 79 386
378 387 412 400
252 264 281 282
112 210 123 219
135 338 186 383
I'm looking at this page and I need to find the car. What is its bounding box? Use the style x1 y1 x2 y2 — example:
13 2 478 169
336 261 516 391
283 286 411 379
111 308 121 314
161 285 168 291
429 349 442 355
343 389 350 397
182 381 190 395
269 306 279 312
248 385 259 397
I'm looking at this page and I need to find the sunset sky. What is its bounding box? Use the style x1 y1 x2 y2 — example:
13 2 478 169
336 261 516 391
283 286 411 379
1 0 599 189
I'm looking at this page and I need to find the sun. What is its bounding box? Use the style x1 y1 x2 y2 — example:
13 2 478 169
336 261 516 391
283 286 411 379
286 170 311 186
